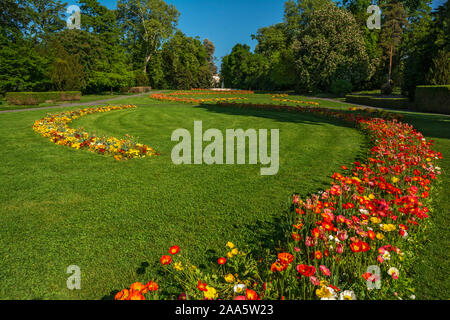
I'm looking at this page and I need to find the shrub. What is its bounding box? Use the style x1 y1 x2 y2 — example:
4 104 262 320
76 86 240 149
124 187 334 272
426 50 450 86
135 73 149 87
330 80 353 97
5 91 81 105
129 87 152 93
381 82 393 95
119 87 131 94
414 85 450 114
59 91 82 101
345 94 410 109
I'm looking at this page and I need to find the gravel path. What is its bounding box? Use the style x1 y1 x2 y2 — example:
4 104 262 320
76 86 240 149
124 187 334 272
0 91 164 114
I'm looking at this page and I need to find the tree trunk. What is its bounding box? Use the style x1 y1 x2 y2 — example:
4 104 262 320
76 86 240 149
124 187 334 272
388 45 393 82
143 55 151 75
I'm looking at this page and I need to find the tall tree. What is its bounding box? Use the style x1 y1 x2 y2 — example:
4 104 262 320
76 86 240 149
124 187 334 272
292 2 374 92
203 39 218 75
253 24 288 55
162 31 212 89
117 0 179 75
379 1 409 83
50 42 85 91
221 44 270 90
0 0 29 40
79 0 121 43
25 0 67 42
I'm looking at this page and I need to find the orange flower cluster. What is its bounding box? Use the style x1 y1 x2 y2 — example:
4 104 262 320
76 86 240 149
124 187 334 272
150 92 250 104
271 252 294 272
115 281 159 300
167 89 254 96
271 98 320 106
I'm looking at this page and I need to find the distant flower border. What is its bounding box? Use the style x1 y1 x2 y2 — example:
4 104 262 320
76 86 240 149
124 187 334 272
115 101 442 300
33 105 158 161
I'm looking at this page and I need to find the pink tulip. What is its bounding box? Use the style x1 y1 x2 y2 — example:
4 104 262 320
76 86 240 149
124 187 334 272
377 255 384 264
309 276 320 286
320 265 331 276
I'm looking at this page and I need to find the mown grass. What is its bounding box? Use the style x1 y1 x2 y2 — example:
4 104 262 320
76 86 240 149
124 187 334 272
397 112 450 299
0 91 447 300
0 95 366 299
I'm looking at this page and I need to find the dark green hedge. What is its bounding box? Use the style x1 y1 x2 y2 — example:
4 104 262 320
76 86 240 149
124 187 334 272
345 94 410 109
414 85 450 114
5 91 81 105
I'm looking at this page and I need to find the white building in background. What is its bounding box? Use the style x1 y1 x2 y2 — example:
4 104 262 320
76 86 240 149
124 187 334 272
212 74 221 88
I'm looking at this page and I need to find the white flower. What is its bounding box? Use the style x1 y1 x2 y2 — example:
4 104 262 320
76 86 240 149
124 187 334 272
339 290 357 300
359 208 369 215
233 283 246 294
410 295 416 300
382 251 391 260
388 267 399 276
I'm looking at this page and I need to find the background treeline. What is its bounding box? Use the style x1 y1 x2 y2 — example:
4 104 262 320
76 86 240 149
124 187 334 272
221 0 449 99
0 0 218 94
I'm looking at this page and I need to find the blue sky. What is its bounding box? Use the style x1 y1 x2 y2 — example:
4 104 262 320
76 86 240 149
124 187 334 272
67 0 447 64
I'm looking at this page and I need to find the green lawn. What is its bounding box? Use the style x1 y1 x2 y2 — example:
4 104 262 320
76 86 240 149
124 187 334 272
0 95 366 299
0 92 447 300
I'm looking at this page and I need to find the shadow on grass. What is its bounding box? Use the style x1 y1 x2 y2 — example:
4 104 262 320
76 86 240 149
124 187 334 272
103 102 375 298
195 103 352 128
193 103 371 257
401 112 450 140
196 102 371 171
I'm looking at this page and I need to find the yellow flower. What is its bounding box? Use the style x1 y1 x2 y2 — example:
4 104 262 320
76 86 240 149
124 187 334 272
72 143 81 149
174 262 183 271
391 177 399 183
226 242 235 249
204 286 218 300
319 280 329 287
224 274 235 283
231 248 238 255
316 286 334 299
376 233 384 240
368 194 375 200
370 217 381 224
381 224 396 232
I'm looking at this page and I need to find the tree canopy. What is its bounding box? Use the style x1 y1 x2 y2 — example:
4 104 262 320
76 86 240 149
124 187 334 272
0 0 216 94
221 0 449 96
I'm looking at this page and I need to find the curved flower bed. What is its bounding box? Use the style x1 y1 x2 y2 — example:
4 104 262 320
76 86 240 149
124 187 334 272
271 97 320 106
33 105 158 161
149 93 249 104
115 102 442 300
167 89 254 96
